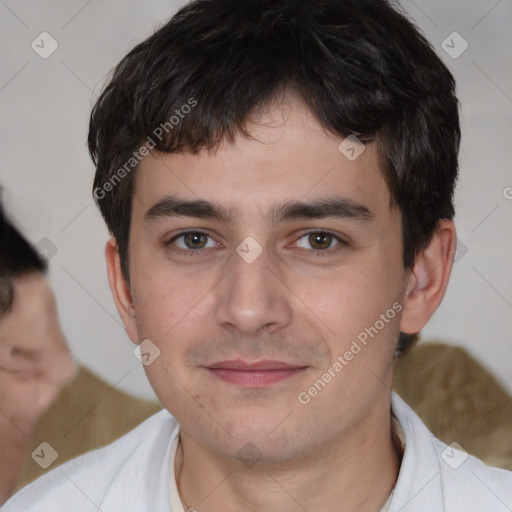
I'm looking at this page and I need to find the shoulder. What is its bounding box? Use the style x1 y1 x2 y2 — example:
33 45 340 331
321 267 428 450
391 391 512 511
432 435 512 509
2 409 177 512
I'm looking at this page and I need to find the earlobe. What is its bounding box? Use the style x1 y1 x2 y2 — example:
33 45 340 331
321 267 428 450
400 219 457 334
105 238 140 344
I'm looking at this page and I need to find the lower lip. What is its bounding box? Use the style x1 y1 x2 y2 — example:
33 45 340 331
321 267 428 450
206 368 307 387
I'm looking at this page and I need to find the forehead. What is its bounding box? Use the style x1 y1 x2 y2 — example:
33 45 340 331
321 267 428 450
132 95 391 223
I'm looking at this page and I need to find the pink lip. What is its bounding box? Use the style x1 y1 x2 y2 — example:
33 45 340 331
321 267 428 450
205 360 308 387
208 359 302 370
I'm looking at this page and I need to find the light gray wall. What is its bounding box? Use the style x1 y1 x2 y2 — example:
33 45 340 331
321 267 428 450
1 0 511 400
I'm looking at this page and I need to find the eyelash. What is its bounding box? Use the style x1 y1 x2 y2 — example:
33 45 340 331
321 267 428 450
164 230 347 257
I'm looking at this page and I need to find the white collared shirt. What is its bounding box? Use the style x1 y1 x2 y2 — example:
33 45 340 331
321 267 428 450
4 392 512 511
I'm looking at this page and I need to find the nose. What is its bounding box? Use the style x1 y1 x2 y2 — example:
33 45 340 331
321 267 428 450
214 243 293 336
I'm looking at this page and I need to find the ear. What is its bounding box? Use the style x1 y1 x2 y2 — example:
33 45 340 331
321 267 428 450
105 238 139 344
400 219 457 334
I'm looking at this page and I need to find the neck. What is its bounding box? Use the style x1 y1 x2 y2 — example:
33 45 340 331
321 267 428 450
175 395 401 512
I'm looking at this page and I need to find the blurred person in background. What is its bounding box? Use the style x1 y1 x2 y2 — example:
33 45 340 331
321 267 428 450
0 207 77 503
0 206 161 504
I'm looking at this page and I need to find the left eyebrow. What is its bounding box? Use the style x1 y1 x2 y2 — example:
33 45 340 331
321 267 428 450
143 194 374 225
265 197 375 226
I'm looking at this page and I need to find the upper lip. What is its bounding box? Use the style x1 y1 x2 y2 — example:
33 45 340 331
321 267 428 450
206 360 307 370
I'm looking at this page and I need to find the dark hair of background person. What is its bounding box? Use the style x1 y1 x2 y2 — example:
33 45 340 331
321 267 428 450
0 206 48 316
88 0 460 353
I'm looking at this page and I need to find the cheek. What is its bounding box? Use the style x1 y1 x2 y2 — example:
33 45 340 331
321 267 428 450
143 349 209 430
131 265 205 342
317 264 399 329
300 279 402 412
307 255 404 374
0 378 38 420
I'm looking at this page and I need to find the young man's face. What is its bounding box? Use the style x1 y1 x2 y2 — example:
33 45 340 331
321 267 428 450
110 96 423 463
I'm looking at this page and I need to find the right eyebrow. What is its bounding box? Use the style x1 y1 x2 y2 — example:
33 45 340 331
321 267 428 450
144 195 240 224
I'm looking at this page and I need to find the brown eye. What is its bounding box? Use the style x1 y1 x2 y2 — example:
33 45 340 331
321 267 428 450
165 231 218 255
182 232 208 249
294 231 344 251
308 232 333 250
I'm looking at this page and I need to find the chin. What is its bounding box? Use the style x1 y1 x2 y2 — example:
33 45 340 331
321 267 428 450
223 411 294 448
